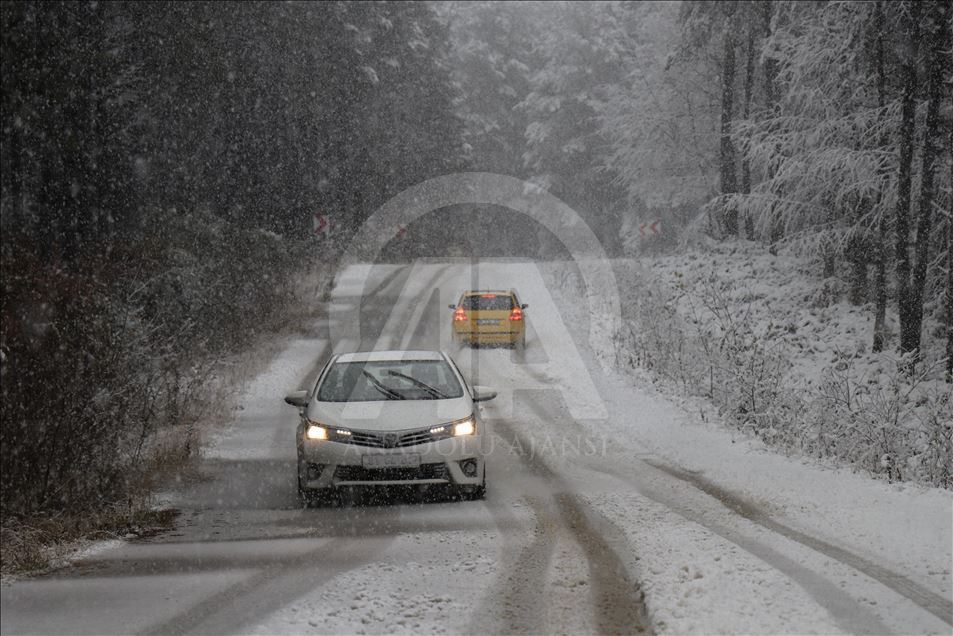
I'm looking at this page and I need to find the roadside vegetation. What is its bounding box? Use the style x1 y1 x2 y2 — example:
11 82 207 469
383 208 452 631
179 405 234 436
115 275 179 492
1 1 463 574
612 240 952 489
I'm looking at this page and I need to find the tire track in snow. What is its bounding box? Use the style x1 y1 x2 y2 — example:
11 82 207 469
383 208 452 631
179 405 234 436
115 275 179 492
551 491 651 636
363 263 411 300
514 386 897 633
474 494 559 635
591 459 894 634
139 534 395 636
517 350 952 626
644 459 953 627
478 419 651 635
361 263 449 351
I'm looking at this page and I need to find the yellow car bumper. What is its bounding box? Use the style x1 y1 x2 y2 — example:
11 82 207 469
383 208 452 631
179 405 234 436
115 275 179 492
453 326 524 345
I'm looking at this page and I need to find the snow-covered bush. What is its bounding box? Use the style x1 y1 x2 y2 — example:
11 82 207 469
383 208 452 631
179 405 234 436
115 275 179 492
617 269 796 448
610 241 952 489
0 210 314 517
812 353 952 487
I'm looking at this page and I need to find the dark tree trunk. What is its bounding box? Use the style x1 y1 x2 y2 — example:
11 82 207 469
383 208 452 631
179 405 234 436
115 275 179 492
894 1 920 358
823 250 837 278
872 237 889 351
760 0 776 109
946 197 952 381
847 232 869 305
761 0 783 246
904 0 947 358
719 4 738 235
872 2 889 352
9 119 24 226
741 17 756 239
947 122 953 381
847 140 869 305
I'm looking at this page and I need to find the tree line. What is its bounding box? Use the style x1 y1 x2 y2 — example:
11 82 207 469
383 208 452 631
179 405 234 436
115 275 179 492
0 0 463 516
442 0 952 374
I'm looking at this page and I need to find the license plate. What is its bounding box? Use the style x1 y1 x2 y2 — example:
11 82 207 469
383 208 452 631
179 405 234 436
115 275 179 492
477 319 500 325
362 454 421 469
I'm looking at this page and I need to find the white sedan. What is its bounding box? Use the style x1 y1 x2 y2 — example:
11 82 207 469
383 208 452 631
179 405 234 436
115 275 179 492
284 350 496 505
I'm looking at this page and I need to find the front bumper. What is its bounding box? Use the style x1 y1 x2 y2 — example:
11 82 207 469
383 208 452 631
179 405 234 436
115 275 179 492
453 329 522 345
298 435 485 490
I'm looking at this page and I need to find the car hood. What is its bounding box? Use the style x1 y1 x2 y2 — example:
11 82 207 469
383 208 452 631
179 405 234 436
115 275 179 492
308 398 472 432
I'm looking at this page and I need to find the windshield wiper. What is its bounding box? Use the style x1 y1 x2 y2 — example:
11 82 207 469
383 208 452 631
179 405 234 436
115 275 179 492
386 370 449 399
362 370 406 400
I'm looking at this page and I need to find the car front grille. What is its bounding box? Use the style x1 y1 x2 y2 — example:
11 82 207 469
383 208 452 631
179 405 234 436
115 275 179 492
329 425 452 449
346 430 388 448
334 462 449 482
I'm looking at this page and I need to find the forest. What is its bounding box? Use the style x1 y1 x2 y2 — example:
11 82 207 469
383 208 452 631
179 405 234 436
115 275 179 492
0 1 463 520
1 0 951 524
442 0 951 365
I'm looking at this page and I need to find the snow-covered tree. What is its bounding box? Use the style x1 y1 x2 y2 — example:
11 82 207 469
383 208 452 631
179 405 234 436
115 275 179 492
598 1 721 224
516 1 632 254
727 0 951 359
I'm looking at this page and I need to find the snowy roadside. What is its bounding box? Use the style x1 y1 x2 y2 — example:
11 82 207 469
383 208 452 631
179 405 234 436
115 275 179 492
198 337 328 463
586 367 952 634
158 264 336 486
536 256 953 633
613 240 951 487
1 267 336 583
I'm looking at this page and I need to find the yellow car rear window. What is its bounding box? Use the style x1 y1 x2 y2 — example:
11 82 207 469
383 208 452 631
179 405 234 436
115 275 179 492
460 295 514 311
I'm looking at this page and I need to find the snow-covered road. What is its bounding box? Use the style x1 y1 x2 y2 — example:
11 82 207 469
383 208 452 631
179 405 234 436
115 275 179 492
2 260 950 635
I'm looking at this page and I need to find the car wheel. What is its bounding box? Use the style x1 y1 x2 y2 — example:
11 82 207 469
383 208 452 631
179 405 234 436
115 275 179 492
460 468 486 501
297 485 315 507
467 483 486 500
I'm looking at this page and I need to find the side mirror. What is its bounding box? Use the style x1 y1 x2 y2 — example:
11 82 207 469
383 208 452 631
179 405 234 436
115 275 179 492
521 303 529 309
472 385 497 403
448 304 457 310
284 390 309 408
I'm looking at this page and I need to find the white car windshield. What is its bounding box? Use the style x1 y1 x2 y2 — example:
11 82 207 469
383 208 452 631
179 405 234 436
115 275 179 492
317 360 464 402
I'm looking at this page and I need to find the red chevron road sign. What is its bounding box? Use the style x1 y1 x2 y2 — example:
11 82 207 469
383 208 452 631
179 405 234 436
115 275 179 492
639 219 661 237
313 212 330 236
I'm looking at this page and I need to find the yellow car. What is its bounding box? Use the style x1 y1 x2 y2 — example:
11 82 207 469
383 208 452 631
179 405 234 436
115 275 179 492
450 290 528 348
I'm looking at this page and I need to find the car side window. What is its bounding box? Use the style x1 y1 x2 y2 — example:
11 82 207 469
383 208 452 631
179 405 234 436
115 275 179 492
446 355 473 398
310 356 336 399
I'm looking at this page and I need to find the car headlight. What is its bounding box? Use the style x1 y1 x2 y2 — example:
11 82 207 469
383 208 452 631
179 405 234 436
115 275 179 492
306 422 328 440
452 416 476 437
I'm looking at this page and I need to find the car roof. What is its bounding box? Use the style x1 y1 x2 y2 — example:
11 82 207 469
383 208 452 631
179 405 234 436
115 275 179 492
462 289 516 296
334 350 446 363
